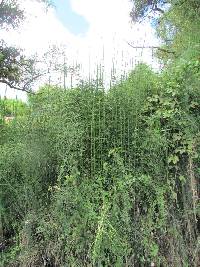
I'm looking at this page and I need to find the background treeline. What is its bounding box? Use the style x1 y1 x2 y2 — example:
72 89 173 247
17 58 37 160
0 0 200 266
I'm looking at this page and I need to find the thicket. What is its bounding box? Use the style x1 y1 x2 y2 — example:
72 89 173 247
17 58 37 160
0 1 200 266
0 59 199 266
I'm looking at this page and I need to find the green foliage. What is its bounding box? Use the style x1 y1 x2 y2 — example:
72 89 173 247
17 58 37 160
0 98 28 117
0 58 199 266
155 0 200 61
0 0 52 93
0 1 200 265
0 40 43 93
131 0 200 64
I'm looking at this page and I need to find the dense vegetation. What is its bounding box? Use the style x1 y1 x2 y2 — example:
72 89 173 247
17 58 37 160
0 0 200 266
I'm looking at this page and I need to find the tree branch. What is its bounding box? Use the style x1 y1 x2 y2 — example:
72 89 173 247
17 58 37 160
127 42 176 54
153 7 165 14
0 79 35 94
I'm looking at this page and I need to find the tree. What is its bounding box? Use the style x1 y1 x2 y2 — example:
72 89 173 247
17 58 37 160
130 0 200 62
130 0 167 22
0 0 52 29
0 0 24 29
0 42 45 93
0 0 52 93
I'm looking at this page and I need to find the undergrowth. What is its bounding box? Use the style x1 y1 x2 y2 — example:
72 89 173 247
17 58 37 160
0 61 199 266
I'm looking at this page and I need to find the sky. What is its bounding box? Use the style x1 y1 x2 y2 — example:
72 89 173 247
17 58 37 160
0 0 159 100
54 0 89 35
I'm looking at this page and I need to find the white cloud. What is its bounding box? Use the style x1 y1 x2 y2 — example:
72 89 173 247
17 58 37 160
1 1 75 53
0 0 160 100
70 0 131 35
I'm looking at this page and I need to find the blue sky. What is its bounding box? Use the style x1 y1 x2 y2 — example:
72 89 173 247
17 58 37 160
54 0 89 35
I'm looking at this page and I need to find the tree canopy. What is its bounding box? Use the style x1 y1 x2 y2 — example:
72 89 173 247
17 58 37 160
0 0 51 93
130 0 200 62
